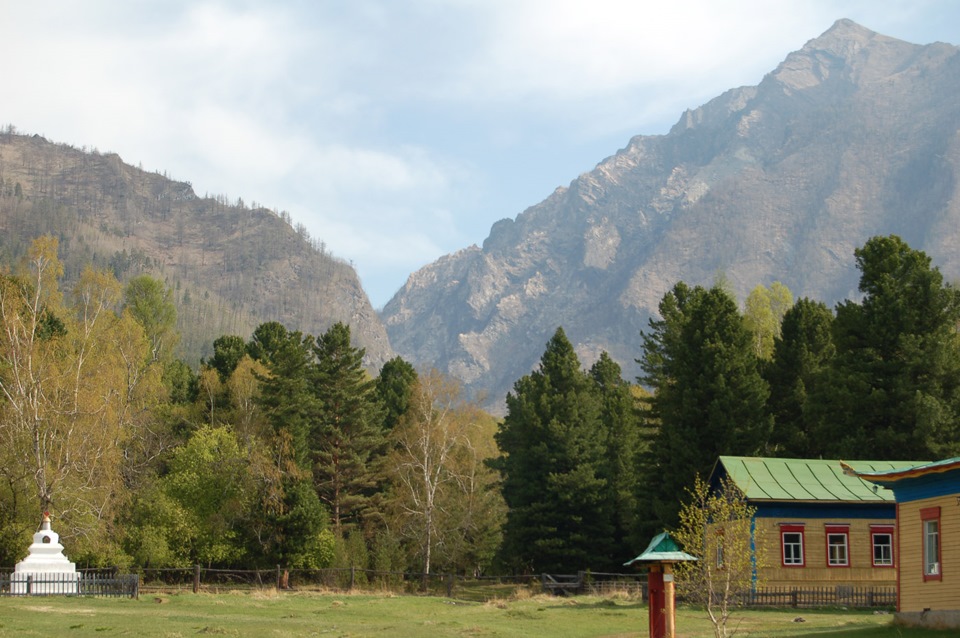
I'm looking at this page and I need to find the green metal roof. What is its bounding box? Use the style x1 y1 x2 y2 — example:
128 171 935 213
714 457 928 503
624 531 698 565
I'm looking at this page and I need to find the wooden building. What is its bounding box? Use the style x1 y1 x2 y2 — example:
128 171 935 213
711 457 923 592
847 458 960 628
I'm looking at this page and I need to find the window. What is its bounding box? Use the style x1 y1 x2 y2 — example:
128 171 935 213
826 525 849 567
922 507 941 581
781 524 805 567
871 526 894 567
714 528 725 569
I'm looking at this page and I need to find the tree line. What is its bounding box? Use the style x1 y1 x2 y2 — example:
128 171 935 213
495 234 960 572
0 237 504 574
2 234 959 577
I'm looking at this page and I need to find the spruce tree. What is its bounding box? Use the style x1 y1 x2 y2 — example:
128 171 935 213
376 356 418 431
589 352 644 553
815 235 960 458
639 283 771 530
765 298 835 457
494 327 615 572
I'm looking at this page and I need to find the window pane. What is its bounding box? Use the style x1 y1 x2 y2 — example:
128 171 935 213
924 520 940 575
783 532 803 565
872 533 892 566
828 533 848 566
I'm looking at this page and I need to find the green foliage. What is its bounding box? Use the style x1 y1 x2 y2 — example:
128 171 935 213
376 356 418 431
247 321 295 366
384 370 505 576
495 328 616 572
161 426 254 566
589 352 646 551
163 358 199 404
271 478 334 569
765 298 835 457
743 282 793 360
815 235 960 459
208 334 247 381
123 274 178 362
310 322 384 537
639 283 771 532
254 323 316 470
674 475 765 638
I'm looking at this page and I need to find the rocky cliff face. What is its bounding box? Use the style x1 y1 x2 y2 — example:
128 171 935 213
382 19 960 412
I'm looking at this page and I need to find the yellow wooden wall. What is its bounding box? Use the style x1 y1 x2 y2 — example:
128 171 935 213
754 517 897 589
898 496 960 612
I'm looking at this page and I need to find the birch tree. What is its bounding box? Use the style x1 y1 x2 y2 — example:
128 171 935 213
673 475 764 638
0 237 154 553
387 370 503 575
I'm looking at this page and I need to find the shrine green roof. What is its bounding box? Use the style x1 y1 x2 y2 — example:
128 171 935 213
624 532 697 565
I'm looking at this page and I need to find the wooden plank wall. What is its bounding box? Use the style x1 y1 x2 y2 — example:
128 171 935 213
755 517 897 589
898 495 960 612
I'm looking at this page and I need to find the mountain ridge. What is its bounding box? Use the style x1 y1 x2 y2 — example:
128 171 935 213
382 20 960 412
0 130 393 369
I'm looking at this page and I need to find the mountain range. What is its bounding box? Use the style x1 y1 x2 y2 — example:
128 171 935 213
2 20 959 413
381 19 960 411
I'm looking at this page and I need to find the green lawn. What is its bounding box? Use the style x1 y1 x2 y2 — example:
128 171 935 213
0 592 952 637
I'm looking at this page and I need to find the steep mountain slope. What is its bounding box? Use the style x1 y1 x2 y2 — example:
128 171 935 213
382 20 960 411
0 131 392 369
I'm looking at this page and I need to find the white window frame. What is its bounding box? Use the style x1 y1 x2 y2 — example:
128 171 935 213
781 525 805 567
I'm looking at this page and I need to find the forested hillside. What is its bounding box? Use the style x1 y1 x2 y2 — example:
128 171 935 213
0 129 392 369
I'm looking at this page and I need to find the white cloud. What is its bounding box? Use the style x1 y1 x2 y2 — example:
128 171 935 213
3 0 960 307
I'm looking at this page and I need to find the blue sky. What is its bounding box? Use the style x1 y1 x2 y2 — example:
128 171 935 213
3 1 960 307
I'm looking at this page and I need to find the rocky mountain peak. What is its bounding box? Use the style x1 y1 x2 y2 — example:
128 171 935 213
382 23 960 414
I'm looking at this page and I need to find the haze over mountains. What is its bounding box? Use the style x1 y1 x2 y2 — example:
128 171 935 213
382 19 960 410
2 20 959 412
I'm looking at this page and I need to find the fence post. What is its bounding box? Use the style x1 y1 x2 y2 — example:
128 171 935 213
446 574 454 598
350 566 355 591
193 564 201 594
276 565 282 590
791 588 798 608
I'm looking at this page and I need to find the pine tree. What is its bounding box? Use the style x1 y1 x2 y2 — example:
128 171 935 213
310 322 384 537
494 327 615 572
252 323 316 470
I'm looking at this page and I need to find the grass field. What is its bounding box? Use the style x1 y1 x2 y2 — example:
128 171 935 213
0 591 955 638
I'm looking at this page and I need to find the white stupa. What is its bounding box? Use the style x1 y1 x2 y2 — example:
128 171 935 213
12 512 80 594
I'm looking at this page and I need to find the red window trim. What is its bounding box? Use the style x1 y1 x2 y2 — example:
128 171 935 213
921 507 941 582
780 524 805 568
825 525 850 568
870 525 895 568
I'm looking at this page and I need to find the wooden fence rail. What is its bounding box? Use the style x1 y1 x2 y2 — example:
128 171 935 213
745 586 895 608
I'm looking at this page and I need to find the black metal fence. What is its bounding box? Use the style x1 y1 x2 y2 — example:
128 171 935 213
0 569 139 598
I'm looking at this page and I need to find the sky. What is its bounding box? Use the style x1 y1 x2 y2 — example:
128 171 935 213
3 1 960 307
